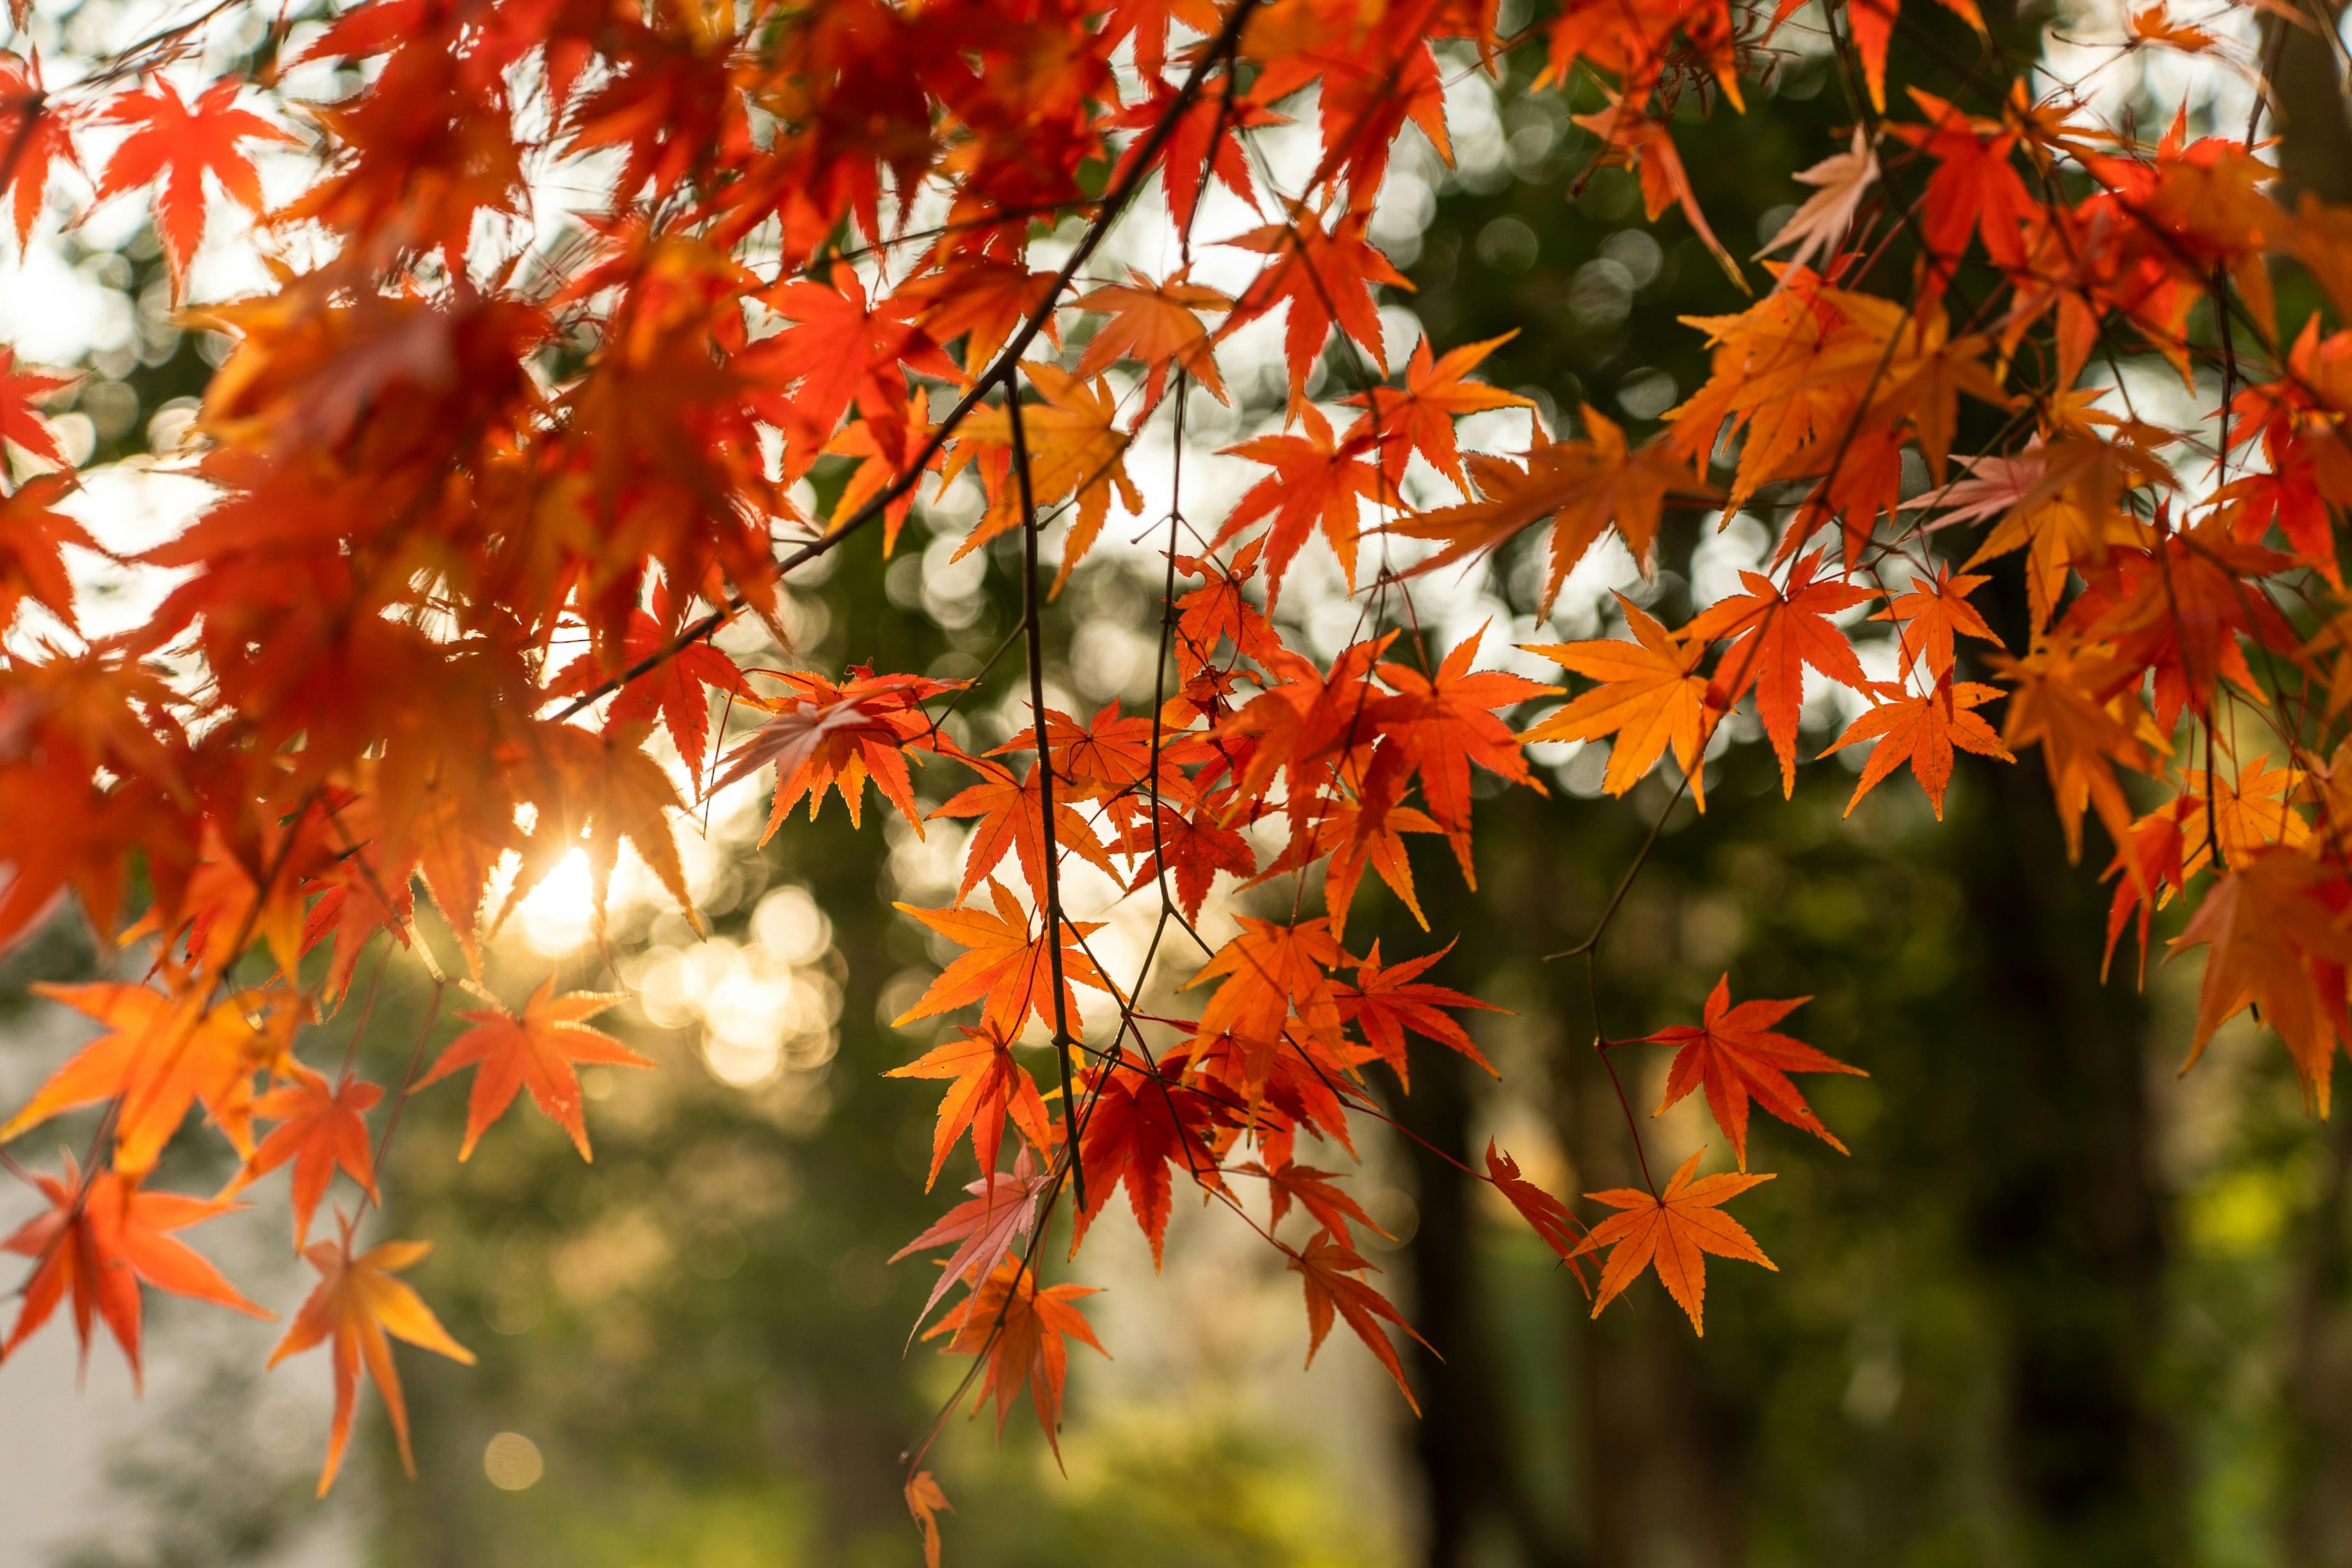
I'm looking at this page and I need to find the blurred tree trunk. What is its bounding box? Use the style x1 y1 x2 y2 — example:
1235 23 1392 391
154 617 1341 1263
1950 749 2179 1568
1399 1043 1577 1568
2261 4 2352 208
2285 1113 2352 1565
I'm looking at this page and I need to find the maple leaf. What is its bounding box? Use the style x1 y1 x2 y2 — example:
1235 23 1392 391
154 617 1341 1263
269 1222 474 1494
1887 89 2033 271
0 471 99 632
544 600 750 789
1681 549 1874 796
1391 408 1714 613
1171 539 1284 677
1071 269 1231 410
1 53 78 253
1372 624 1556 875
1842 0 1986 114
1187 915 1351 1048
928 1256 1106 1462
1270 748 1437 940
2171 846 2352 1111
1335 939 1500 1085
1572 104 1746 288
888 1019 1055 1189
891 1148 1053 1334
1754 126 1880 273
3 1158 270 1387
1822 677 2012 820
929 763 1121 905
2102 799 2188 984
1874 563 2000 679
413 978 650 1160
1987 637 2165 861
2 979 285 1177
1214 403 1392 608
1113 75 1279 237
1127 795 1259 926
1521 596 1718 807
1344 332 1532 488
899 259 1061 386
943 362 1141 592
507 720 698 940
229 1066 383 1246
891 878 1118 1038
1286 1228 1429 1410
1570 1150 1778 1335
711 667 957 837
906 1471 952 1568
1640 976 1866 1169
95 76 296 298
1222 205 1410 404
1484 1142 1588 1281
1074 1047 1224 1265
748 261 957 477
1244 1158 1384 1244
0 345 73 470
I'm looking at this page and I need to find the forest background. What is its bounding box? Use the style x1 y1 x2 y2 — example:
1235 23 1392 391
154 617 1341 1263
2 0 2349 1566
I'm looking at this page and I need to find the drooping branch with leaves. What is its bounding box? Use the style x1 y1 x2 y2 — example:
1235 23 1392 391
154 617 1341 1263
0 0 2347 1559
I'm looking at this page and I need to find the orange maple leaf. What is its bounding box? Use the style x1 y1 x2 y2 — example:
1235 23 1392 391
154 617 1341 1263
1392 408 1713 613
887 1019 1056 1189
0 470 99 634
1987 637 2165 861
927 1256 1106 1462
1215 403 1392 608
1222 205 1410 403
3 1157 270 1387
1571 1150 1778 1335
414 978 650 1160
1344 332 1532 488
891 878 1118 1037
1521 595 1718 807
1073 1047 1223 1265
1 54 78 252
1071 269 1231 410
544 600 750 791
0 345 73 470
1334 939 1500 1085
1683 549 1874 796
95 76 296 297
929 762 1122 906
1484 1142 1588 1278
1 979 287 1176
229 1065 383 1246
946 362 1141 592
713 668 960 838
1874 563 2001 679
1841 0 1986 113
1639 976 1866 1169
2171 846 2352 1111
1821 677 2012 819
905 1469 953 1568
1286 1228 1429 1410
1372 625 1556 874
269 1222 475 1495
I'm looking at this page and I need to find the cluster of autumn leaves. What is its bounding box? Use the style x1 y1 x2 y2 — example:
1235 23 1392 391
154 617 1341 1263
0 0 2348 1553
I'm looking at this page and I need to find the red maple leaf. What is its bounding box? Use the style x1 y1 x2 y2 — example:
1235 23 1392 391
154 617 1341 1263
1639 975 1864 1169
96 76 297 296
3 1158 270 1385
1681 548 1874 795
